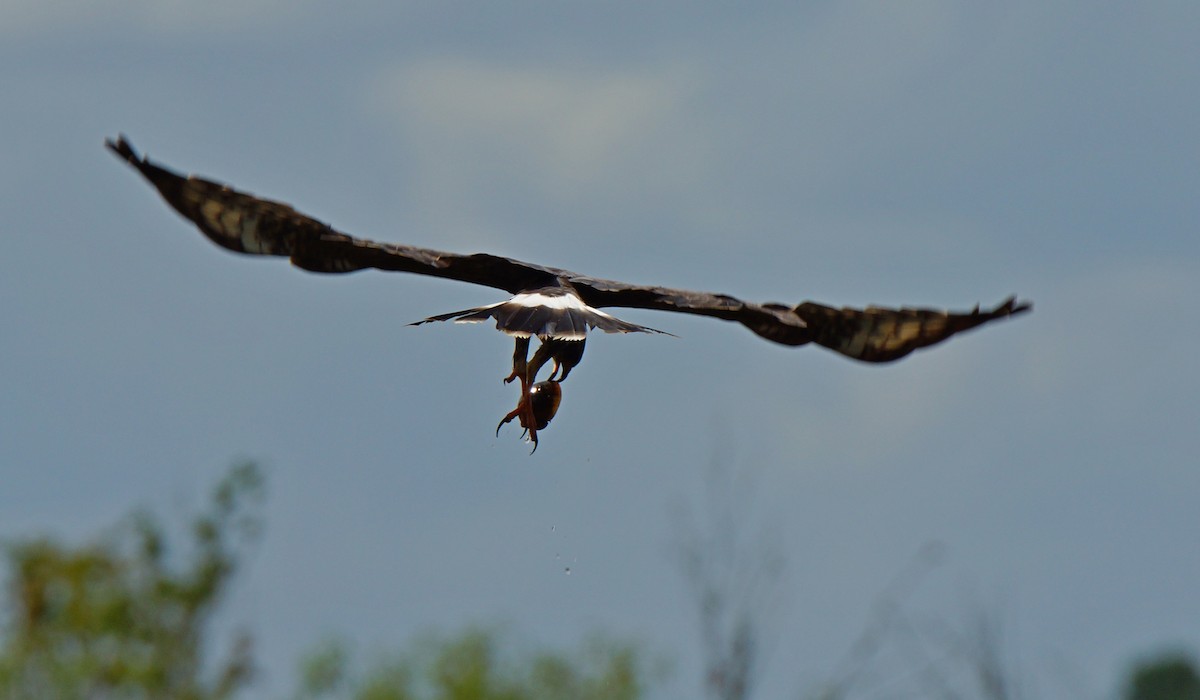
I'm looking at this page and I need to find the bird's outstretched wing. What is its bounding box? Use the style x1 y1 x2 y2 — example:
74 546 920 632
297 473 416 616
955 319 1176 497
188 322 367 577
560 275 1029 360
791 298 1029 362
105 136 563 294
107 135 1030 362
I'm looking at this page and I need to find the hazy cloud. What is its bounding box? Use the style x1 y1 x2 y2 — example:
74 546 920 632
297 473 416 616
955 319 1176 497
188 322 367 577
368 58 711 215
0 0 316 36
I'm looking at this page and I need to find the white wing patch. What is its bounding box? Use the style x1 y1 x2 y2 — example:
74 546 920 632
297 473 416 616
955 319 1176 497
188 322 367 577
415 287 668 339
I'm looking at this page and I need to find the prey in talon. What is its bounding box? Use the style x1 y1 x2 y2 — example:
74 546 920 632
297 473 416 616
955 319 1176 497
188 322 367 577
419 289 660 452
497 381 562 453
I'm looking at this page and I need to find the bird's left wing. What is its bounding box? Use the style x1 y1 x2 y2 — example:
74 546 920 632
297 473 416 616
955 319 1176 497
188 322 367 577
792 297 1030 362
106 136 561 295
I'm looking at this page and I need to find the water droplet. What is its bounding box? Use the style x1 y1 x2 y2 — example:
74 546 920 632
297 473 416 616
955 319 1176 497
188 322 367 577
564 567 571 575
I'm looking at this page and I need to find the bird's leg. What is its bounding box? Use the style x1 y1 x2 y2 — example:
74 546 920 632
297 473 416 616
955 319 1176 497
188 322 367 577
518 340 558 446
498 338 579 452
498 336 531 433
547 359 571 382
497 336 544 450
526 340 556 384
503 336 530 385
544 338 585 383
497 338 564 451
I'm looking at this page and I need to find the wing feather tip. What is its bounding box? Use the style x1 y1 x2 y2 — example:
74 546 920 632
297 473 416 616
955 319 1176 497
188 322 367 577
984 295 1032 319
105 134 140 165
1007 297 1033 315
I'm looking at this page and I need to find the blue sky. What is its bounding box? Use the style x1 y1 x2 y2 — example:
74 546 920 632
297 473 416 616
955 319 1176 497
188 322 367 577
2 2 1197 697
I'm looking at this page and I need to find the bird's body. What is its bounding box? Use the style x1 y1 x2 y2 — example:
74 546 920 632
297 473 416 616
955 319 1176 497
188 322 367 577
107 135 1031 451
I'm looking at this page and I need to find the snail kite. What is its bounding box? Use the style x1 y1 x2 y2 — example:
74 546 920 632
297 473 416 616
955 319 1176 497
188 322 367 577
106 136 1031 451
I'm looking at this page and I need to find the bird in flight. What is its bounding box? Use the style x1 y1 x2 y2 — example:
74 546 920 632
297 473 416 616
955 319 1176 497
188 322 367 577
106 136 1031 452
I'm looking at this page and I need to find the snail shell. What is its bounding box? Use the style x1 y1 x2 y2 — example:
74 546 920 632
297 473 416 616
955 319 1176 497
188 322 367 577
528 381 563 430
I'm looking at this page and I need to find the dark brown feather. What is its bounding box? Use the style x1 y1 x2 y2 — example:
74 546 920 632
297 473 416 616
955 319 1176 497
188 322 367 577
105 136 560 293
793 297 1031 363
108 135 1031 362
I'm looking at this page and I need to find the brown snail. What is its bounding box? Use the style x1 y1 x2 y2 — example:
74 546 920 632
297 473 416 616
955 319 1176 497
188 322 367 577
527 381 563 430
497 379 563 453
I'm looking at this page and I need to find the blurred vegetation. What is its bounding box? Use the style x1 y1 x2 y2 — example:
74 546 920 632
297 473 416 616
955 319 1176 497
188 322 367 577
292 631 657 700
1125 653 1200 700
0 462 263 699
0 464 657 699
0 461 1194 700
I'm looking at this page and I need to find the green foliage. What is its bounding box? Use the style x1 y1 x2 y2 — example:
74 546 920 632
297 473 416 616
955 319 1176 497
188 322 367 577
7 458 1197 700
0 462 264 699
1125 653 1200 700
293 630 656 700
0 462 653 700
